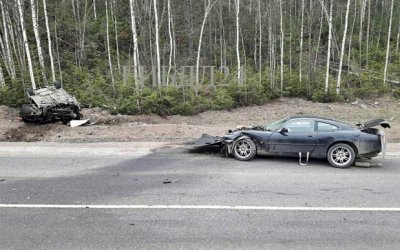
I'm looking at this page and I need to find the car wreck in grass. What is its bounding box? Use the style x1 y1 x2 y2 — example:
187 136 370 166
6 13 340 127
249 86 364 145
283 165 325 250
20 82 82 124
191 115 390 168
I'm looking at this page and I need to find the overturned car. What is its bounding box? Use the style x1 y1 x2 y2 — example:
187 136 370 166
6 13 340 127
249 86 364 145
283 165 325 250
20 82 82 123
192 115 390 168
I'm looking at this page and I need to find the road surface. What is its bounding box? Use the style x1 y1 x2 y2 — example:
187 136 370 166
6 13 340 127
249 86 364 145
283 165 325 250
1 143 400 249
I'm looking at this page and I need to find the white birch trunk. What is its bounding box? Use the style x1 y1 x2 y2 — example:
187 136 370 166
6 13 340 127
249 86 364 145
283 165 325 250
236 0 241 84
17 0 36 89
112 0 121 74
396 16 400 52
258 0 262 84
43 0 56 82
195 0 215 84
336 0 351 95
153 0 161 85
105 1 115 88
129 0 139 85
93 0 97 20
383 0 394 85
0 0 15 79
30 0 47 84
0 64 5 87
279 0 284 94
299 0 305 83
167 0 173 86
324 0 333 94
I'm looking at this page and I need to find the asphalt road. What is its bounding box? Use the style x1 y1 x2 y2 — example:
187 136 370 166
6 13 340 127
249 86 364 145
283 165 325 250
1 144 400 249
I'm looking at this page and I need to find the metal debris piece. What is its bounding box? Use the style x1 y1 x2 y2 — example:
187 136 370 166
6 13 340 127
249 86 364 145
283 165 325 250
70 119 90 127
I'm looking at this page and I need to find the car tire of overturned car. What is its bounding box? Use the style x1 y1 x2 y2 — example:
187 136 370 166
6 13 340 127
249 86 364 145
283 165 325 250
233 138 257 161
327 143 356 168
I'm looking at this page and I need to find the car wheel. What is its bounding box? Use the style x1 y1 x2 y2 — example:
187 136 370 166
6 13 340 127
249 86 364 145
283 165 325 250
54 81 62 89
327 143 355 168
233 138 256 161
26 88 35 96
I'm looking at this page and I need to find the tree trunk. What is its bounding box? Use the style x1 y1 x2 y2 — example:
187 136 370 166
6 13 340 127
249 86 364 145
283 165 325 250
324 0 333 94
0 64 5 87
167 0 173 86
30 0 47 84
299 0 305 83
195 0 216 84
236 0 241 84
105 0 115 92
153 0 161 86
129 0 139 85
0 0 16 79
336 0 350 95
43 0 56 82
17 0 36 89
93 0 97 20
383 0 394 85
279 0 284 95
112 0 121 75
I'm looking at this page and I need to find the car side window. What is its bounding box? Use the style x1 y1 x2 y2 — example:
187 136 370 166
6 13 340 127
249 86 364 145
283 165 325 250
284 119 314 133
317 122 339 131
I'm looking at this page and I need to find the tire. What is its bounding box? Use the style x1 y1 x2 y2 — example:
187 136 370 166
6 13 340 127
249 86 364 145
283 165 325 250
327 143 355 168
20 104 35 116
54 81 62 89
233 138 257 161
26 88 35 96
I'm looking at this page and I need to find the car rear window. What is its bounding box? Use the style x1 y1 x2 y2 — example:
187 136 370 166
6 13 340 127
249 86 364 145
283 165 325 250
317 122 339 131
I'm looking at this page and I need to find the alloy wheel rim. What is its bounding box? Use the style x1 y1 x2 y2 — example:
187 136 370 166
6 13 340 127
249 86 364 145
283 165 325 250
235 140 252 158
331 146 351 166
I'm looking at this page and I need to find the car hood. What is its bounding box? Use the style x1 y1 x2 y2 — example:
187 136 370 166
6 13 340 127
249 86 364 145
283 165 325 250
356 119 390 129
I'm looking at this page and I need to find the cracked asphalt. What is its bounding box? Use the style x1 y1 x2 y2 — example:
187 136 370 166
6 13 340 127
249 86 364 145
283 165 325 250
1 144 400 249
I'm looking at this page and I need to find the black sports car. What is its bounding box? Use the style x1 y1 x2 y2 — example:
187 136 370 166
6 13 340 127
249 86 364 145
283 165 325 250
194 116 390 168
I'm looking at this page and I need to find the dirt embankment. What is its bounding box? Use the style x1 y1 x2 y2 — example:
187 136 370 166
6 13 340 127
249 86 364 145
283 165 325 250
1 97 399 143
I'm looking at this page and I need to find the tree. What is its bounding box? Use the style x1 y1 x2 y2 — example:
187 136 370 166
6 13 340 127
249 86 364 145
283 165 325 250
195 0 217 84
236 0 241 84
43 0 56 82
323 0 333 94
383 0 394 85
105 0 115 92
17 0 36 89
153 0 161 85
129 0 139 85
336 0 351 95
30 0 47 84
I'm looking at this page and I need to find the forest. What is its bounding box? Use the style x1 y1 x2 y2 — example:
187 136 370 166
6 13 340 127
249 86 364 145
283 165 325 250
0 0 399 115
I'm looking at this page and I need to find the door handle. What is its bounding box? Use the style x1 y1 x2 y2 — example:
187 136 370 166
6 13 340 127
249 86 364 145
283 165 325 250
308 135 313 137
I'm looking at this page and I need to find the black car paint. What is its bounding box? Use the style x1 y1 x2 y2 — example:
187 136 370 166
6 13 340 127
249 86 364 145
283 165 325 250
223 116 383 158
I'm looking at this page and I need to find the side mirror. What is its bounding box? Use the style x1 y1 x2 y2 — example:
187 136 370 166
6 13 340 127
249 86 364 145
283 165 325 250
279 127 289 133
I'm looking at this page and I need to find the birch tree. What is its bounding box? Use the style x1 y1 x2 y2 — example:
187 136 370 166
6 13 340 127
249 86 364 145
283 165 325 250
129 0 139 85
30 0 47 84
279 0 284 94
0 0 16 79
105 0 115 91
336 0 350 95
299 0 305 83
153 0 161 85
0 65 5 87
17 0 36 89
324 0 333 94
195 0 216 84
383 0 394 85
236 0 241 84
43 0 56 82
167 0 174 85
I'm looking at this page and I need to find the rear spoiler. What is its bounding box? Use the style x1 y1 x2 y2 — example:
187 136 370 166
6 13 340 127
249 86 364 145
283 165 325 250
356 119 391 129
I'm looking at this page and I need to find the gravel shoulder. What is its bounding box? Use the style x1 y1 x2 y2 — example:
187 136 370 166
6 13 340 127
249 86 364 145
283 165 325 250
1 97 399 144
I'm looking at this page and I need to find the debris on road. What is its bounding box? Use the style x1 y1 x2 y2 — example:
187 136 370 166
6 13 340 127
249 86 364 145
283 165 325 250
0 179 5 182
70 119 90 128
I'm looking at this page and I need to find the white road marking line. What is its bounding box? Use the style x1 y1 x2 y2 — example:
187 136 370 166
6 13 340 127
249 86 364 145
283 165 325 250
1 204 400 211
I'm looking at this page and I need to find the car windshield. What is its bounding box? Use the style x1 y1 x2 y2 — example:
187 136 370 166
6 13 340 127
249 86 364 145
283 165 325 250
265 116 289 131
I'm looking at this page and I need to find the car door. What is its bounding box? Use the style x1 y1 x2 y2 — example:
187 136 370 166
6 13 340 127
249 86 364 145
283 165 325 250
267 118 317 154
